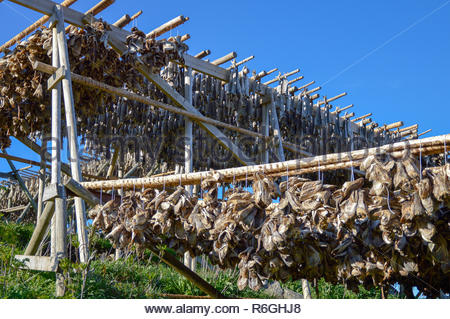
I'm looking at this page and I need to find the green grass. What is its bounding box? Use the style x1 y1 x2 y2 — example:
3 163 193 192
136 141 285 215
0 221 387 299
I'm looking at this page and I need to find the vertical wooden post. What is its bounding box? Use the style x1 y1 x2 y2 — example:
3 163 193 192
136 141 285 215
49 14 66 297
37 142 46 222
54 5 89 263
115 156 123 260
261 103 269 164
183 66 195 270
269 94 285 163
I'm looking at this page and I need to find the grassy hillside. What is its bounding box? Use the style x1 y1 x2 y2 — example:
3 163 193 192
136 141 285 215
0 221 386 299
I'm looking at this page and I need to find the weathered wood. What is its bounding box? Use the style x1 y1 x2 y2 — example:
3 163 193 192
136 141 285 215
352 113 372 122
302 279 312 299
0 205 27 213
24 201 55 255
0 148 107 180
194 50 211 59
305 86 321 95
81 134 450 191
112 14 130 28
180 34 190 42
64 0 116 33
374 121 404 133
331 104 353 115
211 52 237 66
146 15 189 38
15 255 58 272
148 246 225 298
399 124 418 133
106 145 120 179
418 129 432 137
130 10 143 21
37 142 46 222
315 92 347 106
226 55 255 70
64 178 100 207
264 68 300 85
288 75 304 85
50 13 67 297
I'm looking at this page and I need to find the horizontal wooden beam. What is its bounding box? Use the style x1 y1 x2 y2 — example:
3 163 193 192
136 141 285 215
15 255 58 272
0 205 27 213
182 54 229 81
81 134 450 191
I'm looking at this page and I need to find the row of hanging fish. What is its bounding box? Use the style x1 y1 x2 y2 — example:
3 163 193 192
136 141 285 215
91 156 449 298
0 21 187 151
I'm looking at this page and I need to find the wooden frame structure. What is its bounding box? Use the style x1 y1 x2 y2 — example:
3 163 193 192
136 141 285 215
0 0 439 298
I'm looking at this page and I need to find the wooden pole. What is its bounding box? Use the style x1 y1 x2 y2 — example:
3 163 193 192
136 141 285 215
0 0 77 53
54 5 89 263
331 104 353 115
226 55 255 70
292 80 315 93
315 92 347 106
50 13 67 296
183 66 194 270
80 134 450 190
288 75 304 85
264 68 300 85
24 201 55 256
37 141 46 228
112 14 130 28
211 52 237 66
352 113 373 122
106 145 120 179
418 129 432 137
261 102 269 164
147 246 225 298
194 50 211 59
65 0 116 32
146 15 189 38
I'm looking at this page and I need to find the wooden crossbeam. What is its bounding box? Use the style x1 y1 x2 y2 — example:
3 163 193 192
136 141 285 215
15 255 58 272
81 134 450 191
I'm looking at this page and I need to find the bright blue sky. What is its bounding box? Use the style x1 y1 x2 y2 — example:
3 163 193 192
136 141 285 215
0 0 449 175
